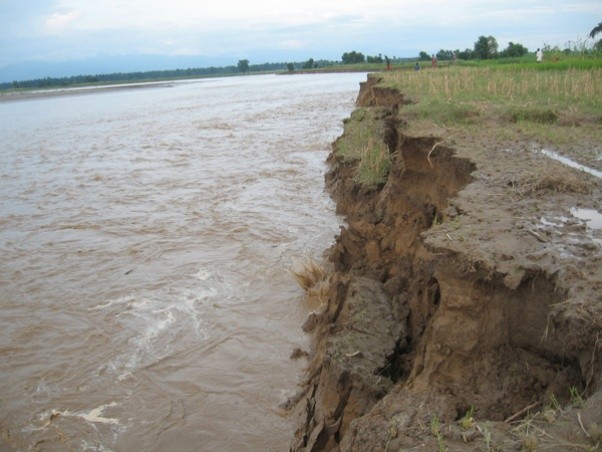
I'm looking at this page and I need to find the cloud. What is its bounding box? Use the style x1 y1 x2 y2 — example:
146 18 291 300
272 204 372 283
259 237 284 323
45 11 80 31
278 39 304 50
41 0 388 33
2 0 601 80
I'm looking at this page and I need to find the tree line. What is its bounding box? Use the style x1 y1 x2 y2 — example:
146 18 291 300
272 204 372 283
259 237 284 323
419 36 529 61
4 26 601 91
3 61 308 90
340 28 601 65
337 36 532 65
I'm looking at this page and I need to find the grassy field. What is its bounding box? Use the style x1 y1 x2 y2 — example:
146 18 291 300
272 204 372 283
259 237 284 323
382 64 601 144
323 54 602 73
335 59 602 187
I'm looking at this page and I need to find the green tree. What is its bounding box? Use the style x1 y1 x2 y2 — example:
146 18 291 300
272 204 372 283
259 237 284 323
457 48 474 60
367 53 383 63
500 41 529 57
590 21 602 51
473 35 499 59
303 58 314 69
436 49 453 60
418 51 430 61
341 51 365 64
589 21 602 39
287 62 295 73
237 59 250 73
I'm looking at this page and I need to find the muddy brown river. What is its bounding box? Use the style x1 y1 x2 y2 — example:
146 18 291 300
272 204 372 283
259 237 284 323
0 73 366 450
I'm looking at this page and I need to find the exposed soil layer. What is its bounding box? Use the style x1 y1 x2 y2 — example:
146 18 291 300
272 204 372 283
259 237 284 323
290 76 601 451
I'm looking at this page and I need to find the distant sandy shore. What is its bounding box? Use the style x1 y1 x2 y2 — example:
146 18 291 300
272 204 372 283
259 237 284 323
0 81 176 102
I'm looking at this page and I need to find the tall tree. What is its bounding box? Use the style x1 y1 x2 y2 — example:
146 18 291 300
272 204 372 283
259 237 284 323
500 41 529 57
418 51 430 61
590 21 602 50
341 51 365 64
436 49 453 60
456 48 474 60
589 21 602 39
473 35 499 59
237 59 250 73
367 53 383 63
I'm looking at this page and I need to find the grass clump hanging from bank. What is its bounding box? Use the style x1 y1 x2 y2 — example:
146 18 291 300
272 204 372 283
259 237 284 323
335 108 391 187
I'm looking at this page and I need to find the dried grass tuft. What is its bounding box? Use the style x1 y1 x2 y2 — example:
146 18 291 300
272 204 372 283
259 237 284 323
531 174 591 195
516 162 592 196
290 258 327 292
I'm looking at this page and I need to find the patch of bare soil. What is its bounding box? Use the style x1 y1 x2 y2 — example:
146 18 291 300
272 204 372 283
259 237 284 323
289 76 601 451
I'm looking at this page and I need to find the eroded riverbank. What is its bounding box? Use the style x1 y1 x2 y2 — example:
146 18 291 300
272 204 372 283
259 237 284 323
290 75 601 451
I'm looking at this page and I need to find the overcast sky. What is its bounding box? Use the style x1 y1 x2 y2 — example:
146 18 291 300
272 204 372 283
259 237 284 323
1 0 601 81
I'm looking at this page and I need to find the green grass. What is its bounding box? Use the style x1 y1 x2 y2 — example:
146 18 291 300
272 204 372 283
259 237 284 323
334 57 602 189
378 64 602 153
455 56 602 71
459 406 476 430
334 108 391 187
569 386 585 408
430 414 447 452
310 62 390 73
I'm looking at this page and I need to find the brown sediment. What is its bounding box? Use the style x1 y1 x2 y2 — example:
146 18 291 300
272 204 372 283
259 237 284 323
290 76 602 451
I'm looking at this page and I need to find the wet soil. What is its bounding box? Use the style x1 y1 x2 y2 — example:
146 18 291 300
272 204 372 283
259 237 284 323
290 76 601 451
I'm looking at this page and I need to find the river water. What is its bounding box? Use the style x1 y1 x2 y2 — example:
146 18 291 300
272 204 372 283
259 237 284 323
0 73 365 451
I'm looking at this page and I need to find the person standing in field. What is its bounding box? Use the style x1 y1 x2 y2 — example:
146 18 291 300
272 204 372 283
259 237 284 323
536 48 543 62
431 54 437 68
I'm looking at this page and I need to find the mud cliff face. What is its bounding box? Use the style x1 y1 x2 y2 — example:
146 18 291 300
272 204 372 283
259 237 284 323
290 76 602 451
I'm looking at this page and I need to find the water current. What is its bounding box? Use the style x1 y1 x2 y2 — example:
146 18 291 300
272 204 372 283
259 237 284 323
0 73 366 451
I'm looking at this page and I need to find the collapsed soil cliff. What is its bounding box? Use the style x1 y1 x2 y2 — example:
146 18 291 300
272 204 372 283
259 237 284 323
290 76 602 451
